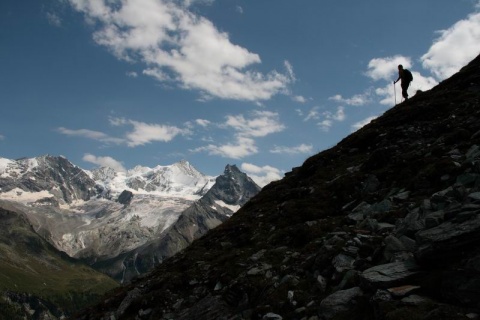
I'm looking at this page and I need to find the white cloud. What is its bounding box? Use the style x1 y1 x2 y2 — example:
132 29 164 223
316 106 345 132
83 153 126 172
329 92 371 106
193 110 285 159
67 0 290 101
366 55 412 81
351 116 377 131
183 0 215 6
318 119 333 132
57 127 124 145
125 120 189 147
195 119 211 127
109 116 128 126
292 95 307 103
0 134 4 141
193 136 258 159
58 118 188 147
284 60 296 82
224 110 285 138
270 143 313 155
236 5 244 14
126 71 138 78
421 11 480 80
240 163 282 187
303 106 320 122
330 106 345 121
46 12 62 27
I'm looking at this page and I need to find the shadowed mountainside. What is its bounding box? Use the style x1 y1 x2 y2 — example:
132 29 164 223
0 204 118 319
75 54 480 320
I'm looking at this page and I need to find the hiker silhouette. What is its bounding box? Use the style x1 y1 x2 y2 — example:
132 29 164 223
394 64 413 100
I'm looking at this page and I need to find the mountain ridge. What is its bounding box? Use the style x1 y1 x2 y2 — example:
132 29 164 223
74 54 480 319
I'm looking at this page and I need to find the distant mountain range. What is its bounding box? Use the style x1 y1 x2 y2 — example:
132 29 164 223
0 156 261 283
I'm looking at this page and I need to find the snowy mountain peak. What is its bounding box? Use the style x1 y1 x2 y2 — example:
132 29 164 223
0 155 97 204
88 160 217 198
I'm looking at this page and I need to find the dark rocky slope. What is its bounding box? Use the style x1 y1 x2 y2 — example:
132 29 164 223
75 54 480 320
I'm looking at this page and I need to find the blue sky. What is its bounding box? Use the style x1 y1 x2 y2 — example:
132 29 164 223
1 0 480 186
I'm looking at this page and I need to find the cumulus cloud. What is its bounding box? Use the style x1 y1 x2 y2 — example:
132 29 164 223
193 110 285 159
224 110 285 138
317 106 345 132
240 163 282 187
58 118 189 147
125 120 189 147
303 106 320 122
329 92 371 106
366 55 412 81
193 137 258 159
57 127 124 145
195 119 211 127
126 71 138 78
270 143 313 155
292 95 307 103
83 153 126 171
46 12 62 27
318 119 333 132
67 0 290 101
421 11 480 80
0 134 5 141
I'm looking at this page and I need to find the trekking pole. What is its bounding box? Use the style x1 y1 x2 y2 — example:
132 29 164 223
393 82 397 105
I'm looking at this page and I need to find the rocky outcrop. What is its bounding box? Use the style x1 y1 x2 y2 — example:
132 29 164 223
117 190 134 206
74 55 480 319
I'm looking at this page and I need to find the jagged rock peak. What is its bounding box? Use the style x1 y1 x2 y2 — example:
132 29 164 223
90 166 117 181
203 164 261 206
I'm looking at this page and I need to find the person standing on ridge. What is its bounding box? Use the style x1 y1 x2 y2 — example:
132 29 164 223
393 64 413 100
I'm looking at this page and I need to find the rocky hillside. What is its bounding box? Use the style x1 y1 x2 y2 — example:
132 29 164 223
75 54 480 320
0 204 118 319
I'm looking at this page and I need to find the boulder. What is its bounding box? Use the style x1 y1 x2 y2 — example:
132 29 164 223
415 214 480 263
359 260 422 289
319 287 364 320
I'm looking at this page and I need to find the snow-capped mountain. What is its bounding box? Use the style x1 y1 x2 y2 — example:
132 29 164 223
92 164 262 282
0 155 98 205
0 155 261 282
0 156 216 206
88 159 215 198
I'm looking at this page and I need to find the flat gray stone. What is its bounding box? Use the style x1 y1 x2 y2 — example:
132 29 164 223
319 287 363 320
415 215 480 262
360 260 422 289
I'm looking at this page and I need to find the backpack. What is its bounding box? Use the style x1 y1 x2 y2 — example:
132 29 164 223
404 69 413 82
